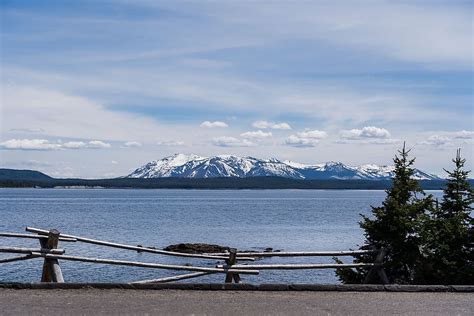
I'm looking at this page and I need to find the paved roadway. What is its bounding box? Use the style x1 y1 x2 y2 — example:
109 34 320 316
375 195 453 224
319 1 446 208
1 289 473 315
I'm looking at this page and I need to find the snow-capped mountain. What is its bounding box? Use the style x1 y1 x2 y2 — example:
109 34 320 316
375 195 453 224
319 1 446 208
127 154 440 180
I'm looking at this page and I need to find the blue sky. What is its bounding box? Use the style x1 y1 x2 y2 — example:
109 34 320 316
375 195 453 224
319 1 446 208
0 0 473 178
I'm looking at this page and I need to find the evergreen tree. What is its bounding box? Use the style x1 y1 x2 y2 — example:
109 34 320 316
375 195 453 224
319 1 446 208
336 143 433 284
421 149 473 284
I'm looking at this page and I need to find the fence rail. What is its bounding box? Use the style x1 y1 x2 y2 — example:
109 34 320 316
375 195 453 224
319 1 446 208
0 227 389 284
207 250 378 257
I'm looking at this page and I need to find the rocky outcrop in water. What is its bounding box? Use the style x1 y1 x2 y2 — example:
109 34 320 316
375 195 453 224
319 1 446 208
163 243 230 254
162 243 280 254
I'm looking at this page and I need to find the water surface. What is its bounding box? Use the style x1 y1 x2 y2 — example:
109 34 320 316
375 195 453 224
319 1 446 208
0 188 442 284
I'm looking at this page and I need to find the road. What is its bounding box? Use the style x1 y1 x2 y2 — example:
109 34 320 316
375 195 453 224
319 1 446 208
1 289 472 315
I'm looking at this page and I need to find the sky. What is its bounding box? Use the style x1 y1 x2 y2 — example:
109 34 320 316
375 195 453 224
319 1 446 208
0 0 473 178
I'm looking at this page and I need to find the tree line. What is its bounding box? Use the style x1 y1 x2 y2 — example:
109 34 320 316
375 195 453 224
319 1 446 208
336 144 473 285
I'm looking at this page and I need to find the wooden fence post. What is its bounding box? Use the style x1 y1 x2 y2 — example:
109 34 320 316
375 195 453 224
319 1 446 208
39 229 64 283
375 248 389 284
364 247 389 284
224 248 240 283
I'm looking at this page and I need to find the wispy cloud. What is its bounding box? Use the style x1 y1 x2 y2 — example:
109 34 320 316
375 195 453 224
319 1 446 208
157 140 185 146
86 140 111 149
181 1 472 68
9 128 45 133
2 85 174 142
122 141 142 148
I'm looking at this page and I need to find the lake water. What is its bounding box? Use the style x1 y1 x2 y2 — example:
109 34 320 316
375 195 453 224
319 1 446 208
0 188 442 284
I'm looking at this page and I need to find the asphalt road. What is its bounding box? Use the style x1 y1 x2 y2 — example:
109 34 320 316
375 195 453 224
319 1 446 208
1 289 473 315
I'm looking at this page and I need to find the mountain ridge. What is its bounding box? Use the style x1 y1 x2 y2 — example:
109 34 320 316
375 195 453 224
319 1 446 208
127 153 440 180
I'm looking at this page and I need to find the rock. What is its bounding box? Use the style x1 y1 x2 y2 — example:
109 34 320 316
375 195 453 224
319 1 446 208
163 243 230 254
162 243 282 255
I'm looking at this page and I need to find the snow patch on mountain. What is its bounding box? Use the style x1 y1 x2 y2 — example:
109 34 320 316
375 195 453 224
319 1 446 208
127 154 440 180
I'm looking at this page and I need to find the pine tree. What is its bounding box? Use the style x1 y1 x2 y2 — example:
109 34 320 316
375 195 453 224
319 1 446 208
421 149 473 284
335 143 433 284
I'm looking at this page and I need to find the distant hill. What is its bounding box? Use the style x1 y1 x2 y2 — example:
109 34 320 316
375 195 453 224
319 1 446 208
0 168 52 181
0 168 466 190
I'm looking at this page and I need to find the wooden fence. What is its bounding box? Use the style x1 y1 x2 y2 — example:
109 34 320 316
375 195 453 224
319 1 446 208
0 227 388 284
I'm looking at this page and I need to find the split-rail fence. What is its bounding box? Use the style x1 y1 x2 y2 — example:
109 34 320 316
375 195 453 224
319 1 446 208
0 227 389 284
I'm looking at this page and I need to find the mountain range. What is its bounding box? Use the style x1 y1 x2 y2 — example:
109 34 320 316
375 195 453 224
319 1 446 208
127 154 440 180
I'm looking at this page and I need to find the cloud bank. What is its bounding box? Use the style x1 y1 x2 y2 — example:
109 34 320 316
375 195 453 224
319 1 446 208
0 139 112 151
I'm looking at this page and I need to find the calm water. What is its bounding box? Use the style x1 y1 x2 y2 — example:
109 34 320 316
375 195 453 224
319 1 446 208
0 188 442 284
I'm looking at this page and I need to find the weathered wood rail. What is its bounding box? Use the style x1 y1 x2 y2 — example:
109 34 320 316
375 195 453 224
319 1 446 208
0 227 389 284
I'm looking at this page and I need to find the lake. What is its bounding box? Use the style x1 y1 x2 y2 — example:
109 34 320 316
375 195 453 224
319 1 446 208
0 188 443 284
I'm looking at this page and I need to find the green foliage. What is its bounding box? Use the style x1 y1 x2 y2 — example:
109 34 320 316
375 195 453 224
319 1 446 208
336 143 434 284
420 149 473 284
336 147 473 285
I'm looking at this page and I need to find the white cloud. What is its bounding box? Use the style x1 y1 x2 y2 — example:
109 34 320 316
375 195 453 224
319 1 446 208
0 139 111 150
340 126 391 139
296 130 327 139
62 141 87 149
252 121 271 129
240 130 272 139
252 121 292 130
87 140 112 149
212 136 255 147
0 139 61 151
418 135 451 147
450 130 474 139
123 141 142 148
417 131 473 147
157 140 185 146
284 129 327 148
111 160 118 164
285 135 319 148
200 121 228 128
272 122 292 130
